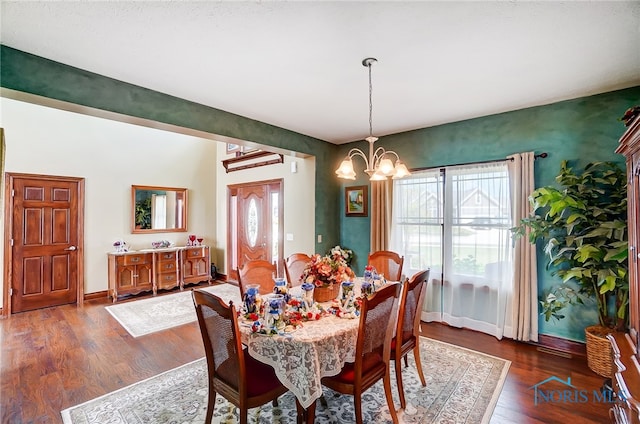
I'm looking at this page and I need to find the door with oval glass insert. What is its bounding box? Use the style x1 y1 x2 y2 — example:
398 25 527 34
227 179 283 282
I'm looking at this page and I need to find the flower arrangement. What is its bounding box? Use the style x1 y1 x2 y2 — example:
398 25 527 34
328 245 354 266
301 251 355 289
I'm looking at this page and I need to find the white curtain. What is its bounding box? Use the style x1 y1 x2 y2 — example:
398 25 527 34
391 161 514 339
507 152 538 342
151 194 167 230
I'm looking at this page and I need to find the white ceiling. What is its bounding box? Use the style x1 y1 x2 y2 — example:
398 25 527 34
1 1 639 145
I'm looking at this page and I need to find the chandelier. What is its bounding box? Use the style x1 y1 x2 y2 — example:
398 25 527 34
335 57 411 181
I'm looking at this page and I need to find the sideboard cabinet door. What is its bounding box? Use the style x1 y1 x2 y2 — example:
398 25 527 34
181 246 211 288
107 253 153 302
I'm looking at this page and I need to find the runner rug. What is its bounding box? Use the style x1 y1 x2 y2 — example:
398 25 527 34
61 337 510 424
105 283 241 337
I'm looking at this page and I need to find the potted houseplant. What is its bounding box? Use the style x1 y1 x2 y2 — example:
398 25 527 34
513 160 629 377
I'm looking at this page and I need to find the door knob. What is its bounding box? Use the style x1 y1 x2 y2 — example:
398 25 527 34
64 246 77 251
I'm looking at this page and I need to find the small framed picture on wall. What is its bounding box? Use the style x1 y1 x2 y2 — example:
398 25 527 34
345 185 368 217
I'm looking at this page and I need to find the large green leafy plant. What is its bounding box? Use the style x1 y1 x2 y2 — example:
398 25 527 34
513 160 629 331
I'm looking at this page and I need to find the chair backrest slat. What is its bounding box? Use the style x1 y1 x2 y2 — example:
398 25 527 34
284 253 313 288
237 260 277 295
398 269 430 343
368 250 404 282
193 290 243 390
358 283 402 361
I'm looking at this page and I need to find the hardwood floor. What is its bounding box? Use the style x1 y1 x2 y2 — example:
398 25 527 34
1 283 611 423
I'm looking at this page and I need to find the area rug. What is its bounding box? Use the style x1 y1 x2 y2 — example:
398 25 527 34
61 337 510 424
105 284 241 337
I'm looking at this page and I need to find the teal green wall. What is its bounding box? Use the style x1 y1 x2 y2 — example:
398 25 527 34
0 45 341 253
4 44 639 342
338 86 640 341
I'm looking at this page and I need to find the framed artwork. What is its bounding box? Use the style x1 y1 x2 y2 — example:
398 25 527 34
345 185 368 217
226 143 241 154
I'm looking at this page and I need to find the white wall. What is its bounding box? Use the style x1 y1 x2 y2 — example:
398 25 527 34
0 98 218 298
0 97 317 304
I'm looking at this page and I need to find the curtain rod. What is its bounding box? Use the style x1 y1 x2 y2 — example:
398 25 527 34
410 152 548 173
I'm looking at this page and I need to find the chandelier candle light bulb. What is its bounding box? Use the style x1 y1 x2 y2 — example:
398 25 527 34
335 57 411 181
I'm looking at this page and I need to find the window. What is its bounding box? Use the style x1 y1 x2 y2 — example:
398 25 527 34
391 161 513 338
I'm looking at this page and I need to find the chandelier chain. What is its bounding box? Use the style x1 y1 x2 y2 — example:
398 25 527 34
368 61 373 138
334 57 410 180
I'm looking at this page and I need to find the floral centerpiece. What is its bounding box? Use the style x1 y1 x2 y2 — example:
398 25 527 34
301 250 355 302
328 245 354 266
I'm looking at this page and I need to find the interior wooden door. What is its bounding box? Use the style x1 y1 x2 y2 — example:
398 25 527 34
227 179 283 281
6 174 84 313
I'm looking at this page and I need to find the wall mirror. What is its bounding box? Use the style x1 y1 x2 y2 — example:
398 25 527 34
131 185 188 233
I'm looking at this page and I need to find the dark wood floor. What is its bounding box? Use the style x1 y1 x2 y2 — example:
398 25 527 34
1 282 611 424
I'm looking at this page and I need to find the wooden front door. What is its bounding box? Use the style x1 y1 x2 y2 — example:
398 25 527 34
227 179 283 281
5 174 84 313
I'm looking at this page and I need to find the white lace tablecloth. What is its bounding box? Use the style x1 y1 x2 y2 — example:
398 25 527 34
238 279 401 409
238 280 366 409
240 312 359 408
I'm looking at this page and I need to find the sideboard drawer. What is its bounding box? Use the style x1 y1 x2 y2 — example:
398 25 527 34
122 253 151 265
185 247 206 259
158 262 177 272
157 273 178 285
157 251 177 262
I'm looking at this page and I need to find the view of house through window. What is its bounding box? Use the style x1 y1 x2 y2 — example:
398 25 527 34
391 161 514 338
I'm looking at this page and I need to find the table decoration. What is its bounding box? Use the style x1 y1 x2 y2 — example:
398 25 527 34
263 294 286 334
373 274 387 290
363 264 376 283
242 292 327 335
242 284 261 314
113 239 128 253
361 280 374 296
151 240 171 249
288 297 324 321
301 251 355 302
273 277 290 302
331 280 359 318
301 282 315 310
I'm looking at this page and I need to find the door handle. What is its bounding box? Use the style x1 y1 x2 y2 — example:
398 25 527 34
64 246 77 251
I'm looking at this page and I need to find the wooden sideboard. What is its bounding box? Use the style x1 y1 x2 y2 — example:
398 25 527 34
108 245 211 302
611 113 640 423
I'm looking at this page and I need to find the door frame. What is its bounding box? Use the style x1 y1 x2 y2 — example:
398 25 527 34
3 172 85 316
226 178 284 281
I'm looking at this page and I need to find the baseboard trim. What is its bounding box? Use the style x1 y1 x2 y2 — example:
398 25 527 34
84 290 108 301
534 334 586 358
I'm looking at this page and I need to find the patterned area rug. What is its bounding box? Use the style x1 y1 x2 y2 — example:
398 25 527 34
61 337 510 424
105 284 241 337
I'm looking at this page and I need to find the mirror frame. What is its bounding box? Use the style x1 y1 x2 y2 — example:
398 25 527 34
131 185 188 234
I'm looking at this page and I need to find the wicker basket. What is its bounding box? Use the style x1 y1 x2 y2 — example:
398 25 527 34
313 284 340 303
585 325 614 378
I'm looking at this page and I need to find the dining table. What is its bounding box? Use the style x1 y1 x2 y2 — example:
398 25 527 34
237 279 396 423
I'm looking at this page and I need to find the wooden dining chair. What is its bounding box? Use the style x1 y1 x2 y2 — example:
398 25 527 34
321 282 402 424
237 260 277 296
191 289 288 424
284 253 313 288
368 250 404 281
391 268 430 409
